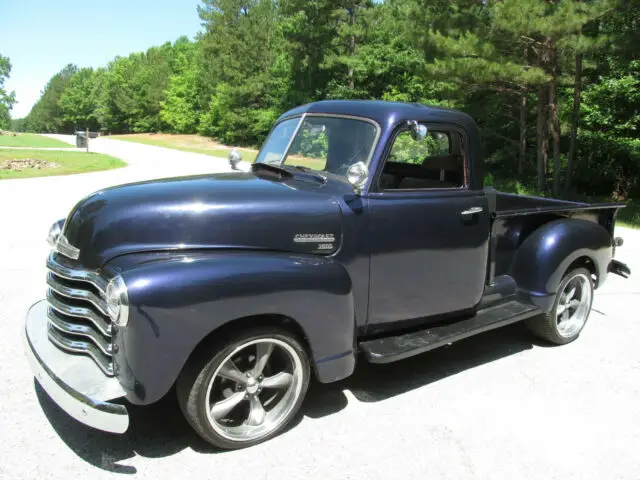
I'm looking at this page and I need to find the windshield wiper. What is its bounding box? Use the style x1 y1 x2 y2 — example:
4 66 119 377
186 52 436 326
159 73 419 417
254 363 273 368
251 162 294 179
252 163 327 184
290 165 327 184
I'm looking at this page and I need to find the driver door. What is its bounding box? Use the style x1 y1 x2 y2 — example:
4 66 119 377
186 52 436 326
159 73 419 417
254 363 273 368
366 124 490 330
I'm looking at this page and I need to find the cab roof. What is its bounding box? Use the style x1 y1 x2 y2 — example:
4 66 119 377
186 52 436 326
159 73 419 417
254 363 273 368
276 100 477 132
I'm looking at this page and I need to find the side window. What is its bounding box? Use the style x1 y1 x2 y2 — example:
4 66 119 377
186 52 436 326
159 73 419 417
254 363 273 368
388 131 432 165
380 126 467 190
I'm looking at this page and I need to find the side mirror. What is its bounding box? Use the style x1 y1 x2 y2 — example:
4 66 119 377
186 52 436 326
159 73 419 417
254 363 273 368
228 148 242 170
408 120 428 141
346 161 369 192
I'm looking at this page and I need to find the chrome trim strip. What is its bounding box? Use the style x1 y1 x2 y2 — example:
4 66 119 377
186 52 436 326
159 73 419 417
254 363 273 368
280 113 306 163
47 326 114 376
47 309 112 356
24 315 128 433
46 290 112 336
47 273 109 316
46 253 108 295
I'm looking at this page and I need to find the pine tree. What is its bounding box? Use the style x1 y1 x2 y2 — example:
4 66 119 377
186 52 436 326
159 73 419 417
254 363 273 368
197 0 286 143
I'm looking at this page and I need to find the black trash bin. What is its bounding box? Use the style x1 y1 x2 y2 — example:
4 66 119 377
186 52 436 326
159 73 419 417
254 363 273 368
75 131 87 148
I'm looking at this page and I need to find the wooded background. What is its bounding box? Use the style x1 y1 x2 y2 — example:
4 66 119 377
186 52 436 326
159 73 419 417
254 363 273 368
2 0 638 200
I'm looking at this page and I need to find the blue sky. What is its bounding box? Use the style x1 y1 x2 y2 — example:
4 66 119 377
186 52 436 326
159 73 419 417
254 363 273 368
0 0 203 118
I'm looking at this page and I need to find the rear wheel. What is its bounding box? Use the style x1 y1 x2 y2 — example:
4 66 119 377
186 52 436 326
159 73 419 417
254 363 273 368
525 267 594 345
177 328 310 449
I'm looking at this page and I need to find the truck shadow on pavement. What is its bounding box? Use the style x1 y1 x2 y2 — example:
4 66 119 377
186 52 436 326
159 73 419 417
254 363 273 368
35 322 534 473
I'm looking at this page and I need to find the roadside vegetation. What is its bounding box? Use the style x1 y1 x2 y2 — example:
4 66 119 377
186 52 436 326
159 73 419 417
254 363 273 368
0 150 125 179
2 1 637 223
108 134 258 162
0 132 72 148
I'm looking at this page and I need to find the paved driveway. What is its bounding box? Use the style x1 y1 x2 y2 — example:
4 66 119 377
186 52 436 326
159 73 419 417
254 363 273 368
1 137 639 480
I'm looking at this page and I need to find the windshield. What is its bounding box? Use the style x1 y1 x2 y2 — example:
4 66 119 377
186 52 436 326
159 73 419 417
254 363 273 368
255 115 378 176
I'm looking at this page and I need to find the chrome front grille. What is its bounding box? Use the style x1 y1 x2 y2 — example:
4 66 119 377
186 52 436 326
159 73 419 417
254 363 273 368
45 254 114 376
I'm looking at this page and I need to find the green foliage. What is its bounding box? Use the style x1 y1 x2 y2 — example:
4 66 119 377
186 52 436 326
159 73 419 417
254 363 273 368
23 64 78 133
198 81 280 145
10 118 25 131
0 54 16 130
97 41 178 133
389 132 448 165
16 0 639 200
298 126 328 159
59 68 100 130
160 41 201 133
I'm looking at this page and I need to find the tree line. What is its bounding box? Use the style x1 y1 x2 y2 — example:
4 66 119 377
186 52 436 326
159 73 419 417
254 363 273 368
16 0 640 199
0 54 16 130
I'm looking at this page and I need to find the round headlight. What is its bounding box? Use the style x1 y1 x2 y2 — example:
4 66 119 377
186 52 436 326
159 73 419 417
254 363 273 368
106 275 129 327
47 221 63 247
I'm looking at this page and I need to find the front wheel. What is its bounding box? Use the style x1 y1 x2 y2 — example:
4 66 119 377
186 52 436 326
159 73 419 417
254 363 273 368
177 328 310 449
525 267 594 345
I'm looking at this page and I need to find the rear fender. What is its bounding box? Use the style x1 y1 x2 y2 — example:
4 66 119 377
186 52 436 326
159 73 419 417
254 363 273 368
510 219 612 312
105 251 355 405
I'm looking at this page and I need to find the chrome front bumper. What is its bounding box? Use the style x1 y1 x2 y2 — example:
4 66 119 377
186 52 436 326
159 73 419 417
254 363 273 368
24 300 129 433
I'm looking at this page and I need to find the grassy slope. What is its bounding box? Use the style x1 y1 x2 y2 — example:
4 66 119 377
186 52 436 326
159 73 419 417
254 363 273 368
616 201 640 229
109 134 258 162
0 150 126 179
0 133 73 148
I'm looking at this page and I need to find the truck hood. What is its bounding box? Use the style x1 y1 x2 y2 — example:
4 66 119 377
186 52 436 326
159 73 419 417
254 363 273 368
61 172 348 269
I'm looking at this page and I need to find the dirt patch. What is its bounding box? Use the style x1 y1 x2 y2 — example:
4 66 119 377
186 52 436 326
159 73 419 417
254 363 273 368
0 158 59 171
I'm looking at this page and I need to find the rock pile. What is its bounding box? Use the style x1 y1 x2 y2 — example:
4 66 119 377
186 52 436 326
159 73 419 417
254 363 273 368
0 158 58 171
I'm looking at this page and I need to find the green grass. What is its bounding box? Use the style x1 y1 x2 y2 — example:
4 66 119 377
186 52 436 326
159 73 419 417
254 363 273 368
109 134 258 162
0 150 126 179
616 200 640 229
0 133 73 148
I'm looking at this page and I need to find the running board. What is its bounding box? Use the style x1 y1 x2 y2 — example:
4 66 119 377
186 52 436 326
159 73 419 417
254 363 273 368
360 300 541 364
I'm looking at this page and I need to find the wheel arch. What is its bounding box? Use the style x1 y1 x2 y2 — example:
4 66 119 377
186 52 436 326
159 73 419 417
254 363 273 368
106 250 357 406
510 218 612 312
180 313 318 380
564 255 599 287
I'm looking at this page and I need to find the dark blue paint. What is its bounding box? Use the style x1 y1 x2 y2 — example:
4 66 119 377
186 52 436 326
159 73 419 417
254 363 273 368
107 251 355 404
510 218 613 299
53 100 627 406
63 172 351 269
366 190 490 330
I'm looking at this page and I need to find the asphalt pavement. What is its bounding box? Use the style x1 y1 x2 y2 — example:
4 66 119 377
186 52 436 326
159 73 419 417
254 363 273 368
1 135 638 480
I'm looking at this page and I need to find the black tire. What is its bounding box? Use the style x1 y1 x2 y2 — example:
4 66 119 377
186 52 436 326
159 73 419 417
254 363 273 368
176 327 310 450
525 267 594 345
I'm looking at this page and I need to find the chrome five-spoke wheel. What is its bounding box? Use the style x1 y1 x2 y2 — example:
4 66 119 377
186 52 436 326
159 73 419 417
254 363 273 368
177 329 310 449
205 339 304 442
556 273 592 338
525 267 594 345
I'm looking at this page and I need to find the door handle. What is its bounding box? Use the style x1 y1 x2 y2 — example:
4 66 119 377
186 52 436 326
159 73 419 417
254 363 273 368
460 206 483 216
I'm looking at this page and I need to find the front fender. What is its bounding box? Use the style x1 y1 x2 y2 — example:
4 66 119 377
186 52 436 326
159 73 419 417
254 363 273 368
106 251 355 405
510 219 612 311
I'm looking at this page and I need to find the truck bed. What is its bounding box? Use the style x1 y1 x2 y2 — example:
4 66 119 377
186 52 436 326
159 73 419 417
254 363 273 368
488 190 625 281
494 191 624 217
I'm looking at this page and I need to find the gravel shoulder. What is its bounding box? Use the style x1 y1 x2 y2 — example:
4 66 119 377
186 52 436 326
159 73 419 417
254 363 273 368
1 136 639 480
